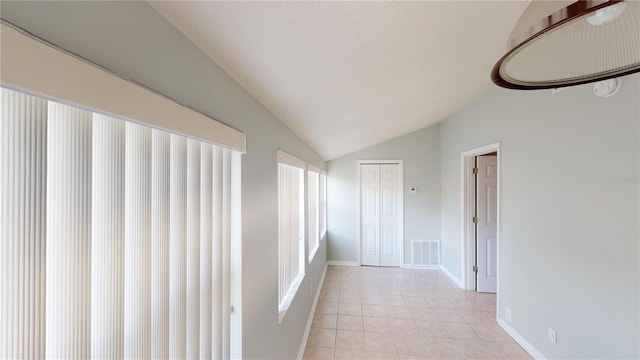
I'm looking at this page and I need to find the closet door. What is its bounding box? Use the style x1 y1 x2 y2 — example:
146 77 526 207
360 163 401 267
360 165 380 266
379 164 401 267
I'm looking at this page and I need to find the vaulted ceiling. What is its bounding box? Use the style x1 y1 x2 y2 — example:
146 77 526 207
150 1 530 160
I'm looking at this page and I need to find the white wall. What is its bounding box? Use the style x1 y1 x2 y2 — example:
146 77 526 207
327 125 441 264
327 72 639 358
1 2 326 359
440 76 639 358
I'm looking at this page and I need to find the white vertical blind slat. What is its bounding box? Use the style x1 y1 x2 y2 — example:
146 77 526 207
199 144 213 359
124 122 152 358
46 102 92 358
169 135 187 358
151 130 170 358
0 89 47 359
221 149 232 360
229 150 243 359
186 140 201 359
91 114 124 358
211 147 223 359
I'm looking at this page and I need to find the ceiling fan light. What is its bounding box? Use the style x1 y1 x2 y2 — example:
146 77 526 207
492 0 640 90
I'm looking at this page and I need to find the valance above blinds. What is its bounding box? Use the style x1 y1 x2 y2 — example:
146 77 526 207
276 149 307 169
306 163 323 174
0 21 246 153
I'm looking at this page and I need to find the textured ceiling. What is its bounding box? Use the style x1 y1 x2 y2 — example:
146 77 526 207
150 1 529 160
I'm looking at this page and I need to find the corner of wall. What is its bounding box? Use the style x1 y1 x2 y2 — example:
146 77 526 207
439 265 464 289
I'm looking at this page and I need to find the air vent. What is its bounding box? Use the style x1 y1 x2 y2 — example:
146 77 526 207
411 240 440 267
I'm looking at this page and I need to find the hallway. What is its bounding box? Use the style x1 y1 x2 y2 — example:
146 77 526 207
304 266 531 359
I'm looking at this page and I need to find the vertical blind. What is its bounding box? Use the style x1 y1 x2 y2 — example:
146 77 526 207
0 88 241 359
319 173 327 239
276 151 305 323
307 168 320 261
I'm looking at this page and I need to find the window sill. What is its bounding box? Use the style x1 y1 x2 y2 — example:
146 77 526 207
308 243 319 263
278 272 305 325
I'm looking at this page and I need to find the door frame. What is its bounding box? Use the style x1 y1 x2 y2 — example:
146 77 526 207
461 143 501 293
356 160 404 267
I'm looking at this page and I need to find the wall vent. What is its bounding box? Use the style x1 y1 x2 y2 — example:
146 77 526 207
411 240 440 266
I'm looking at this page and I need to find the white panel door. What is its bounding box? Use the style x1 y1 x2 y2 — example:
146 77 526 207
361 163 401 267
476 156 498 293
379 164 401 266
361 165 380 266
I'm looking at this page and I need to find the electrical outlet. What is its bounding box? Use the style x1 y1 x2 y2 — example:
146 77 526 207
505 308 512 322
548 328 557 344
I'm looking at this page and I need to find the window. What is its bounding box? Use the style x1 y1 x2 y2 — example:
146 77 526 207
0 87 242 359
276 150 305 323
1 24 244 359
319 173 327 239
307 165 320 261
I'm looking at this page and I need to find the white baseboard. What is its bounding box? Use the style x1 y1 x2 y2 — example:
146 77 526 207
327 260 359 267
440 265 464 289
403 264 441 270
297 263 328 360
498 318 546 360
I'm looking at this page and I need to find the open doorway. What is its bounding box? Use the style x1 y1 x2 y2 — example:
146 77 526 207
461 143 500 296
475 153 497 292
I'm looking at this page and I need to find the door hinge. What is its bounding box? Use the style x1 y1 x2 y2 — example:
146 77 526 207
472 216 478 224
473 265 478 273
472 167 479 175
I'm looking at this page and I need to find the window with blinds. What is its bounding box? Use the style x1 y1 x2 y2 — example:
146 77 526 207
0 87 242 359
276 150 306 323
0 21 246 359
307 166 320 262
1 22 244 359
319 173 327 239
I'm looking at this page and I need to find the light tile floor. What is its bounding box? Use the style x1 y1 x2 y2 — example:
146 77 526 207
304 266 532 360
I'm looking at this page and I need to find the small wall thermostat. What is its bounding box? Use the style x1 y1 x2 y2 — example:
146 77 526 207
409 186 417 193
